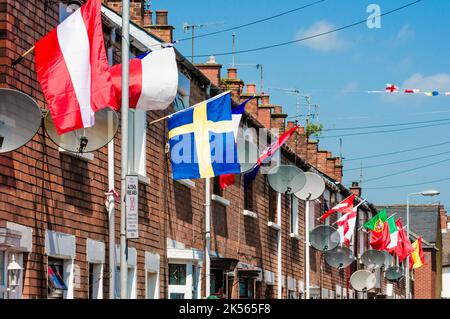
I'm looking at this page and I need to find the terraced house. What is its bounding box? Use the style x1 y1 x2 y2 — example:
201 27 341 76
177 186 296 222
0 0 407 299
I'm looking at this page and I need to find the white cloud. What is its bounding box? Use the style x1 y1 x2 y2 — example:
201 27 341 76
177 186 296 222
397 24 415 41
402 73 450 91
339 81 359 95
295 20 348 52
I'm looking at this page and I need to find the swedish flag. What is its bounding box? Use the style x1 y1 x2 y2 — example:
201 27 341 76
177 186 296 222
168 92 241 180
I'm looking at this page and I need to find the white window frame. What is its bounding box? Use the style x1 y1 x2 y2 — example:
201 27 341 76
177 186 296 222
128 108 149 182
168 262 194 299
290 195 299 237
88 263 103 299
145 252 160 299
309 200 316 231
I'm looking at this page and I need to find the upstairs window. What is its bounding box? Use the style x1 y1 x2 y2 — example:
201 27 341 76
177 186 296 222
48 259 68 299
244 182 255 212
173 72 191 111
268 187 278 223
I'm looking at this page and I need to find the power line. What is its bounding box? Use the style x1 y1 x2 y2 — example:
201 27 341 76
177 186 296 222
345 140 450 162
344 150 450 171
191 0 423 57
319 121 450 139
364 177 450 190
323 117 450 132
364 157 450 183
177 0 327 42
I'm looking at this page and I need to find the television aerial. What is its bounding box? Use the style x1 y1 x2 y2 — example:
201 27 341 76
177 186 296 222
0 88 42 153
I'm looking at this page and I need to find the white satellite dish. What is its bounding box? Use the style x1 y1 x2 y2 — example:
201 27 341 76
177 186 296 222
237 138 258 173
350 270 377 292
294 172 325 201
0 88 42 153
324 246 356 269
309 225 341 252
361 250 386 270
268 165 306 194
44 107 119 153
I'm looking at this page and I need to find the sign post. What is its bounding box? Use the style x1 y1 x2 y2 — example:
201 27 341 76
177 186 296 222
126 175 139 239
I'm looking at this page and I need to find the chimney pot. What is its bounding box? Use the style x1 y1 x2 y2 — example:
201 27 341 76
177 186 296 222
261 95 270 105
227 67 237 79
247 83 256 94
206 55 217 64
155 10 168 25
143 10 153 27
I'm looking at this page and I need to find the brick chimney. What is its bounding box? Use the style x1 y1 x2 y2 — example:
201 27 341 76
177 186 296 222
196 56 222 87
257 94 273 129
247 83 256 94
227 67 237 79
104 0 145 26
439 205 448 233
220 67 244 102
350 182 362 197
271 105 287 135
147 10 174 43
239 84 259 118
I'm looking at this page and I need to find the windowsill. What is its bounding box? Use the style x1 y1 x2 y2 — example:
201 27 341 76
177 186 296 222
268 222 281 231
58 147 94 161
176 179 196 188
290 233 301 240
211 194 230 207
129 172 150 185
243 210 258 219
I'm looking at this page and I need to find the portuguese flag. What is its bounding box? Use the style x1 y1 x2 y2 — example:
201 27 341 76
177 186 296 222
364 208 391 251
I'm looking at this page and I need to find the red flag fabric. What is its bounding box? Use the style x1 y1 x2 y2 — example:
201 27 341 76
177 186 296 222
35 0 117 135
320 194 355 221
369 220 391 251
256 125 300 166
394 219 414 262
219 174 236 190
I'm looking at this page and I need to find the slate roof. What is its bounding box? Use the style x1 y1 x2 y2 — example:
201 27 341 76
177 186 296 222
376 205 440 244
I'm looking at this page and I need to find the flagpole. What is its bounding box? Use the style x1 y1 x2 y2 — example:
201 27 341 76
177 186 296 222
305 199 310 299
205 178 211 298
120 0 130 299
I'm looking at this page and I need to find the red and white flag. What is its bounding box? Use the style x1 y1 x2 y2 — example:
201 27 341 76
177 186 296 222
319 194 355 221
337 209 357 246
35 0 117 135
385 84 399 93
110 47 178 111
404 89 420 94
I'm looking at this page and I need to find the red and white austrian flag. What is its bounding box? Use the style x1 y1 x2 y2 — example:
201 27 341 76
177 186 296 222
35 0 117 135
319 194 355 221
337 209 357 246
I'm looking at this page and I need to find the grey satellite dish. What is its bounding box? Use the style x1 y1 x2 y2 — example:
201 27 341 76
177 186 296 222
294 172 325 201
0 88 42 153
361 250 386 269
44 107 119 153
268 165 306 194
350 270 377 292
325 246 356 269
309 225 341 252
385 266 404 282
237 138 258 173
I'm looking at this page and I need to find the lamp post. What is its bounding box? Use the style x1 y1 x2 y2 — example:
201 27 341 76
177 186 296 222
7 254 23 297
405 189 440 299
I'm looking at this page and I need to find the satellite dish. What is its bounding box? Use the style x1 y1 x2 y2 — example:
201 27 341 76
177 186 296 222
0 88 42 153
350 270 376 292
361 250 386 269
237 138 258 173
385 266 404 282
268 165 306 194
309 225 341 252
294 172 325 201
325 246 356 269
44 107 119 153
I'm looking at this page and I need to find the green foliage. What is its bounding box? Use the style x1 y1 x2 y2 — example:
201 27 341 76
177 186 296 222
306 123 324 139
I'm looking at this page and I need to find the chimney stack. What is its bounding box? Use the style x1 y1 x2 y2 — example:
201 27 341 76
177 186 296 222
155 10 168 25
196 56 222 87
247 83 256 94
146 9 174 43
227 67 237 79
350 182 362 197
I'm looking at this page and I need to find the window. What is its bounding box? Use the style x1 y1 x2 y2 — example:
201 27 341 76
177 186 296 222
114 265 137 299
59 2 80 22
309 200 316 231
146 271 159 299
290 195 299 235
0 251 4 287
244 182 255 212
239 278 254 299
288 291 298 299
88 263 103 299
48 259 68 299
173 72 191 111
213 176 223 197
128 108 148 177
268 188 278 223
169 264 187 286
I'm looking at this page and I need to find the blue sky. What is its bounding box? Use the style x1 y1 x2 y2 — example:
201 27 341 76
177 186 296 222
156 0 450 209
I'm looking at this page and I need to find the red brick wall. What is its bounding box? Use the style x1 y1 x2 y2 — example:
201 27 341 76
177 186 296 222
413 249 437 299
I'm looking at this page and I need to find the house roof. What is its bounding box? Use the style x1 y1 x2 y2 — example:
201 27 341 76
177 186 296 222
376 205 440 244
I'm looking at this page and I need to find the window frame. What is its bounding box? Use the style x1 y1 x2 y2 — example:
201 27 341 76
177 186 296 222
290 195 299 236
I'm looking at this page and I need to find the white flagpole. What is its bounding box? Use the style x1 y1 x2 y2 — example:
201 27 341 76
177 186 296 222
120 0 130 299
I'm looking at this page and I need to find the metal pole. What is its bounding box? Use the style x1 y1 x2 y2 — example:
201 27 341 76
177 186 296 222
205 178 211 297
232 33 236 68
305 200 310 299
120 0 130 299
191 26 195 64
406 197 410 299
277 193 282 299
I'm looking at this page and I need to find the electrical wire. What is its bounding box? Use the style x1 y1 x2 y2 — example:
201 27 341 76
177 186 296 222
344 150 450 171
191 0 423 57
176 0 327 42
364 177 450 190
323 117 450 132
363 157 450 183
344 140 450 162
319 121 450 139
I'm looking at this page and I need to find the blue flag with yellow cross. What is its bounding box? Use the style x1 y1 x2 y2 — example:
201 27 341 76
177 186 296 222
168 91 241 180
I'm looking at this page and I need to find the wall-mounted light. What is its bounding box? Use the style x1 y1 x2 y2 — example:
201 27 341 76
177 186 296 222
7 254 23 293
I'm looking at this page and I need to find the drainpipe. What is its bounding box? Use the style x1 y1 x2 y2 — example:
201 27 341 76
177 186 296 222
277 193 282 299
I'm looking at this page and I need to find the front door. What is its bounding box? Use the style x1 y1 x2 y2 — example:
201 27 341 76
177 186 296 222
168 263 193 299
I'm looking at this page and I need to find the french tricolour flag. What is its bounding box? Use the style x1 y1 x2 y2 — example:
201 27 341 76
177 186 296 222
35 0 117 135
110 47 178 111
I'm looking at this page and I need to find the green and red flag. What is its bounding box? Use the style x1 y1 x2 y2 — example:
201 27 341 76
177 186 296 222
364 208 391 251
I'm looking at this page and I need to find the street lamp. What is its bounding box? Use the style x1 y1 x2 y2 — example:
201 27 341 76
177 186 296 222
406 190 440 299
7 254 23 293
